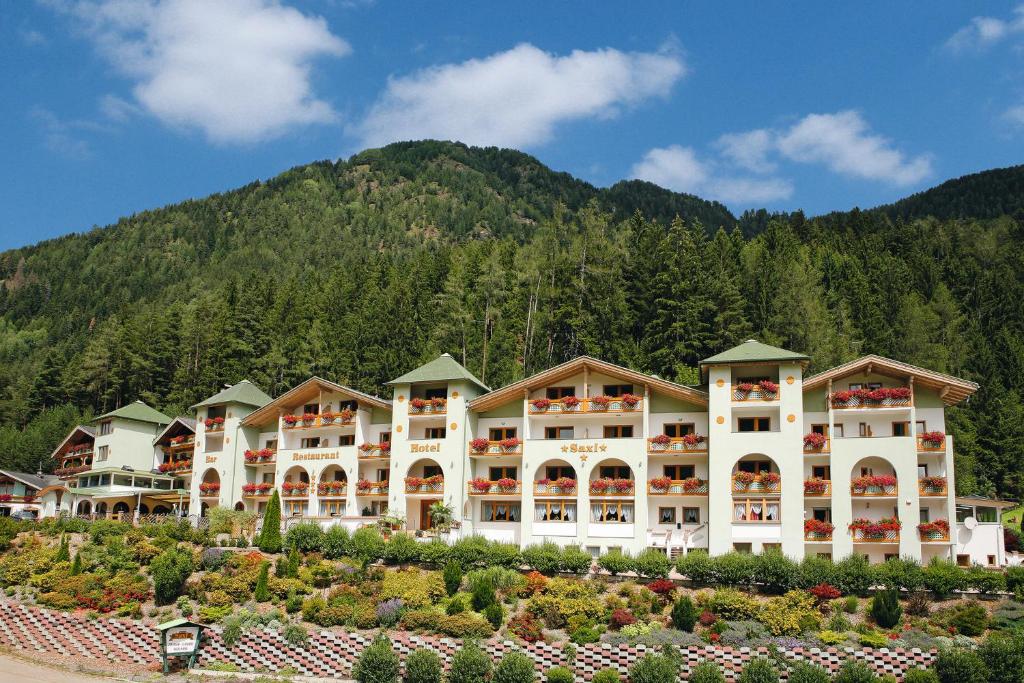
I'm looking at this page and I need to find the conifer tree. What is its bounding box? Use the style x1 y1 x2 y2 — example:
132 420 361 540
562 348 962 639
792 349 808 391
258 490 283 553
254 561 270 602
54 533 70 563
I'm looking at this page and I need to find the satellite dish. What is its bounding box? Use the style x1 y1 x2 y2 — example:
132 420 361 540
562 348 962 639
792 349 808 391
964 516 978 530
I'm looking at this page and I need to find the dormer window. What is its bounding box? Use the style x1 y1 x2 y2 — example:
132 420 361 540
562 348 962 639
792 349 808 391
303 403 320 415
603 384 634 397
546 386 575 399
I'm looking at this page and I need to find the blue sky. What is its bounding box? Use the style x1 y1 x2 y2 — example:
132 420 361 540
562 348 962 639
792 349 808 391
2 1 1024 250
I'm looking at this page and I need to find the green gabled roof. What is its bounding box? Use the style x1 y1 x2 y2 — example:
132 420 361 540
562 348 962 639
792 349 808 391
701 339 809 366
191 380 272 410
94 401 172 425
387 353 490 391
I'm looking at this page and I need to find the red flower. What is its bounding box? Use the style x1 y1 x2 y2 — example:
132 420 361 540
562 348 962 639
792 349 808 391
498 437 521 450
804 478 829 494
410 398 427 410
920 431 945 446
809 583 841 603
681 433 706 447
735 382 755 393
647 579 676 596
650 434 672 445
621 393 640 406
561 395 581 408
470 438 490 453
531 398 551 410
649 476 672 490
610 609 637 629
803 432 827 449
759 380 779 394
470 478 492 493
589 395 609 407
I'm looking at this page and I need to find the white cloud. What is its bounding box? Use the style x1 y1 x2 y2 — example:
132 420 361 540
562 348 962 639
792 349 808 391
775 111 932 185
98 94 140 122
1004 104 1024 126
353 43 686 148
946 6 1024 52
715 129 776 173
54 0 349 143
31 107 93 160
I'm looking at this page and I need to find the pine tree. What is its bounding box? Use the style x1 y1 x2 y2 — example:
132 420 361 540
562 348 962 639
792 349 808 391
54 533 70 563
70 551 82 575
258 490 283 553
254 561 270 602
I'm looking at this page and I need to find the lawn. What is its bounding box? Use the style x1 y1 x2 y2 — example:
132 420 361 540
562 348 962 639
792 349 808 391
1002 506 1024 530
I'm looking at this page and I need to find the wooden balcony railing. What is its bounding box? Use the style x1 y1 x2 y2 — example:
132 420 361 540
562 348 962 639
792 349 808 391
316 484 348 497
731 476 781 494
803 479 832 497
589 479 635 496
199 485 221 497
829 388 912 410
469 440 523 456
731 384 779 401
528 396 642 414
647 478 708 495
405 478 444 494
280 485 310 498
919 478 948 496
283 414 355 429
804 531 833 542
916 435 946 452
408 399 447 416
850 482 898 497
168 436 195 450
533 481 578 497
355 482 389 496
803 438 830 454
241 484 273 498
467 480 522 495
244 449 277 466
851 530 900 543
646 437 708 453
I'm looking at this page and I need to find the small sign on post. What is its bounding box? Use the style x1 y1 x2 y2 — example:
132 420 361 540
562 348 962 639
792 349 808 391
157 618 205 673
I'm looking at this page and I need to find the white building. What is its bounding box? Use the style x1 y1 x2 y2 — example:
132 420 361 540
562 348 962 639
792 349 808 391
42 341 1010 566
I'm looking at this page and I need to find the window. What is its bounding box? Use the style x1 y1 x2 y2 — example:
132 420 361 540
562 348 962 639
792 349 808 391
920 508 930 523
915 421 926 434
663 423 695 437
833 424 845 438
590 502 634 523
737 461 771 474
361 500 388 516
868 382 882 390
956 505 973 523
858 423 871 437
764 543 782 552
956 554 970 567
546 386 575 399
658 507 676 524
422 465 443 479
849 383 862 391
300 437 321 449
379 432 391 444
205 434 223 453
987 555 996 566
817 553 832 560
535 501 576 521
482 502 520 522
732 499 780 522
284 501 307 517
97 445 109 462
424 387 447 400
738 417 770 432
599 465 631 479
664 464 695 480
884 553 898 561
603 384 634 397
425 427 446 439
266 439 278 450
683 507 700 524
320 501 345 517
811 424 827 435
488 466 517 480
544 426 573 440
339 435 355 446
811 465 830 479
892 421 909 437
303 403 320 415
545 465 575 480
812 508 831 522
603 425 633 438
375 469 389 482
338 400 357 412
976 506 998 523
733 543 752 554
99 421 112 436
489 427 516 441
917 464 928 478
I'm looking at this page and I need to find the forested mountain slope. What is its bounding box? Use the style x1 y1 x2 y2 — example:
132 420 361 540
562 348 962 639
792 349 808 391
0 141 1021 500
874 164 1024 222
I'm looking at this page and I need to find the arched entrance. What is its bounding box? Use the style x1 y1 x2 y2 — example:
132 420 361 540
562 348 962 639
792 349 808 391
76 500 92 516
112 501 130 519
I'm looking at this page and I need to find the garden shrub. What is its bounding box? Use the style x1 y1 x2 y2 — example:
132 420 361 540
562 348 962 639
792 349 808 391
351 527 386 565
283 622 309 647
597 549 634 576
381 533 421 565
404 648 443 683
977 632 1024 683
816 630 846 646
379 568 444 608
857 629 889 648
757 590 821 636
443 561 462 596
322 525 351 559
592 670 621 683
285 522 325 553
198 604 232 622
699 588 759 620
737 658 779 683
628 653 677 683
353 634 399 683
903 669 940 683
509 613 544 643
1006 567 1024 595
254 560 270 602
610 608 637 629
200 547 232 572
934 648 989 683
923 558 966 599
445 593 469 615
966 566 1005 595
842 595 859 613
873 557 924 592
671 595 698 632
676 550 714 584
560 545 593 574
417 540 450 567
990 600 1024 631
484 602 504 629
832 660 877 683
633 549 671 578
467 566 525 594
487 542 524 569
905 591 931 616
787 662 831 683
472 577 497 611
376 598 404 627
717 620 769 648
444 535 488 569
834 555 871 596
448 641 493 683
870 589 902 628
570 624 602 644
257 490 282 553
712 552 755 587
519 541 562 575
797 555 836 589
436 612 494 638
949 602 989 636
546 666 575 683
151 546 194 605
753 550 798 594
526 578 603 629
493 651 536 683
688 661 726 683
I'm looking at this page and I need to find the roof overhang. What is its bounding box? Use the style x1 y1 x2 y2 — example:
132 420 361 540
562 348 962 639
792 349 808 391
468 356 708 412
954 496 1016 509
49 426 95 460
243 377 391 427
803 355 978 406
153 417 196 446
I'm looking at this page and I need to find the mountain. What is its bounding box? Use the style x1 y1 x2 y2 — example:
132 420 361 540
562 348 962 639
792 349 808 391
874 164 1024 222
0 140 1022 501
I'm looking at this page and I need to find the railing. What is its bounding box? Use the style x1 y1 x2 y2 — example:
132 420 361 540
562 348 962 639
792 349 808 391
469 440 524 456
589 480 635 496
919 478 948 496
199 485 221 497
918 524 951 542
647 478 708 495
358 444 392 459
804 531 833 542
244 449 277 465
803 438 830 454
408 399 447 416
280 486 310 498
646 437 708 453
528 396 642 414
850 483 898 496
829 389 912 410
851 530 900 543
356 482 389 496
316 484 348 497
283 414 355 429
731 476 781 494
64 446 94 457
803 479 832 497
241 484 273 498
168 437 195 449
731 384 779 401
405 479 444 494
205 422 225 432
533 481 578 497
916 435 945 452
159 460 193 475
467 480 522 495
54 464 91 478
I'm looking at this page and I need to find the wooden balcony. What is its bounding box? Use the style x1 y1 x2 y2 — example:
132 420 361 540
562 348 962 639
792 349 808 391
919 478 948 496
355 482 389 496
358 444 391 459
241 484 273 499
528 396 642 414
851 531 900 543
168 437 196 451
280 485 310 498
469 440 523 456
408 399 447 417
803 438 830 454
731 384 779 401
589 479 635 496
647 478 708 495
244 449 277 466
829 389 912 410
803 479 832 497
316 484 348 497
646 437 708 454
283 414 355 429
467 480 522 496
199 486 221 498
533 481 577 497
850 483 898 497
916 435 946 452
405 479 444 495
804 531 833 542
731 477 781 494
919 529 951 543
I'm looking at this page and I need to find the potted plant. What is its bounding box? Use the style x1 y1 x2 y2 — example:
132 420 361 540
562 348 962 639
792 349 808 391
499 436 521 451
621 393 640 407
242 483 257 495
589 395 609 410
681 433 705 448
409 398 427 412
204 416 224 429
301 412 317 426
320 410 336 425
851 474 897 495
470 477 492 493
535 478 551 492
735 382 754 394
496 477 518 491
590 478 610 494
429 397 446 410
282 414 298 427
920 475 947 493
340 407 354 422
803 432 827 450
424 474 444 491
199 482 220 495
470 437 490 453
356 479 373 492
759 380 779 395
649 476 672 492
561 395 581 410
920 431 945 448
804 519 834 538
404 476 423 490
832 390 853 405
732 471 756 489
681 477 705 493
612 478 634 493
379 441 391 453
554 477 576 493
758 471 781 491
649 433 672 450
804 477 829 495
917 519 950 540
530 398 551 411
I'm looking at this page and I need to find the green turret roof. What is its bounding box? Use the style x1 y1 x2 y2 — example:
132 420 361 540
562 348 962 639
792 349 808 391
94 401 172 425
191 380 272 410
701 339 809 366
387 353 490 391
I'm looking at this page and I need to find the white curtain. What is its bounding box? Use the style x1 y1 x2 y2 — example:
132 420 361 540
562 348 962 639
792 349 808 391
564 504 576 522
591 503 603 522
535 504 548 521
751 503 762 520
509 504 520 522
734 503 746 520
766 503 780 521
622 505 633 523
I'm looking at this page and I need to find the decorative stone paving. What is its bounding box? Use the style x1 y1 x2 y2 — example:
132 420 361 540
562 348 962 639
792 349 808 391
0 602 938 680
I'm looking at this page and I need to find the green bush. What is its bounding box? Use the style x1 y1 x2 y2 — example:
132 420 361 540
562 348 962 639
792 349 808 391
796 555 836 589
351 527 385 565
977 632 1024 683
522 541 563 575
832 660 877 683
257 490 283 553
560 545 593 574
593 669 621 683
254 561 270 602
381 533 420 565
902 669 940 683
352 634 399 683
546 666 575 683
403 648 443 683
628 653 677 683
322 525 351 559
443 561 463 596
285 522 325 553
966 566 1006 595
842 595 859 613
923 558 966 599
712 552 755 586
598 549 634 576
870 589 902 629
493 651 536 683
417 540 451 566
448 642 493 683
150 546 194 606
688 661 726 683
699 588 759 620
676 550 715 584
671 596 698 632
633 549 671 579
1006 567 1024 594
472 577 497 611
950 602 989 636
934 649 989 683
753 550 798 594
737 658 779 683
787 662 831 683
834 555 872 596
487 542 524 569
484 602 504 630
873 557 924 592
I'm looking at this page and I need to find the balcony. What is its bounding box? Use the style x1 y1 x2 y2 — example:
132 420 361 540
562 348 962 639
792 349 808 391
528 395 642 415
918 520 951 543
803 478 832 497
168 436 195 450
919 476 948 497
830 387 912 410
408 398 447 417
850 518 901 543
850 476 898 497
647 477 708 495
283 412 355 429
204 418 225 432
804 520 834 542
355 481 389 496
731 382 779 402
916 432 946 452
731 473 780 494
589 478 635 496
281 483 310 498
534 479 577 497
159 459 193 476
803 434 830 454
54 463 91 478
646 436 708 454
244 448 277 466
316 482 348 497
199 483 221 498
467 479 522 495
358 443 392 459
405 476 444 494
469 438 523 456
241 483 273 498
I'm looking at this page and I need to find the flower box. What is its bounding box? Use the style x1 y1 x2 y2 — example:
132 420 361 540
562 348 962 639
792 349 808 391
470 438 490 453
318 481 347 496
649 476 672 492
803 478 830 495
919 476 947 493
759 380 779 395
804 519 835 538
561 395 581 410
496 477 518 491
649 434 672 449
470 477 492 493
803 432 827 450
530 398 551 411
851 475 897 495
832 387 911 407
301 412 317 426
498 437 521 451
849 516 901 540
406 475 443 492
281 482 309 496
917 519 950 540
920 431 945 448
621 393 641 407
204 417 225 430
199 483 220 495
283 415 299 427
